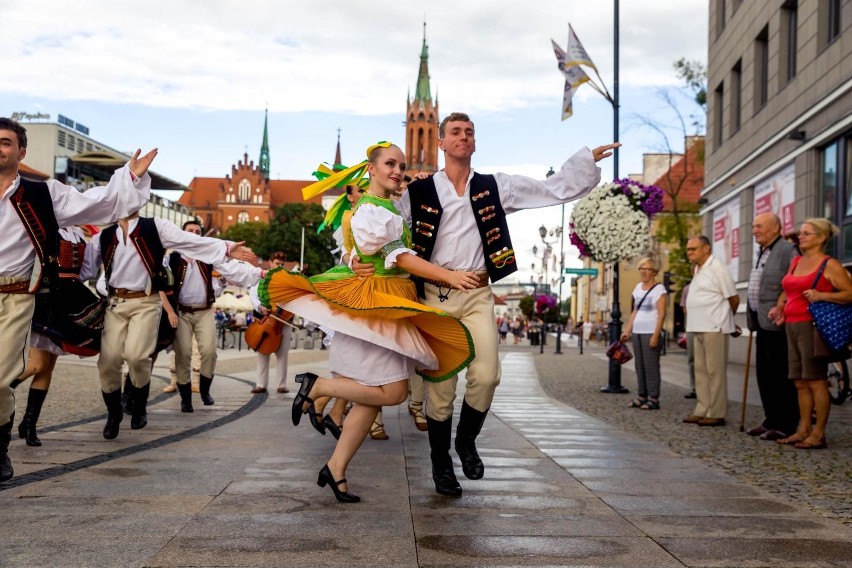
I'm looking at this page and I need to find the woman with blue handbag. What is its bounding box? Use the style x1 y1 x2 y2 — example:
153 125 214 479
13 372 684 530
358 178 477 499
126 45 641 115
769 219 852 449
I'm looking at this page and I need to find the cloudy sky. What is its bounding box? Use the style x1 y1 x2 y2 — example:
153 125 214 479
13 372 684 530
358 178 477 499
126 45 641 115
2 0 708 291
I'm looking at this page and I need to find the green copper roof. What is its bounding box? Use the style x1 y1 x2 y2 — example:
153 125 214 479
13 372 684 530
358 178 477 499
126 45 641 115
259 110 270 179
415 23 431 103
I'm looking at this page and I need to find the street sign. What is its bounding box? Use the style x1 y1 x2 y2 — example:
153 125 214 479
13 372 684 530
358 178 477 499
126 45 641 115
564 267 599 277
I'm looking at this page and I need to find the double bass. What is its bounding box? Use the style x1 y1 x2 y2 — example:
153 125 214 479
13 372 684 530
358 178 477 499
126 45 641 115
244 306 295 354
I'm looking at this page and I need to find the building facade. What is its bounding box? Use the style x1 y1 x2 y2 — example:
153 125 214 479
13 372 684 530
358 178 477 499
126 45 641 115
16 113 196 227
704 0 851 270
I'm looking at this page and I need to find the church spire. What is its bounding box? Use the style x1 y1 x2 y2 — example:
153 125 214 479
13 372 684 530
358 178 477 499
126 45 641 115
334 128 342 166
415 21 431 102
259 109 270 179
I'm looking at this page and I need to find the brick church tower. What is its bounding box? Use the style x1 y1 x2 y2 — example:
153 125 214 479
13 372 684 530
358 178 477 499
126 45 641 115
405 23 439 176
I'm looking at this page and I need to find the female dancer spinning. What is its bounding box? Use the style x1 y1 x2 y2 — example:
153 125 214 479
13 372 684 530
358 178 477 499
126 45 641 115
261 142 476 502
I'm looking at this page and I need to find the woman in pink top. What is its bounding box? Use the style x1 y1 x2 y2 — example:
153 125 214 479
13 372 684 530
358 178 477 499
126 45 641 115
769 219 852 449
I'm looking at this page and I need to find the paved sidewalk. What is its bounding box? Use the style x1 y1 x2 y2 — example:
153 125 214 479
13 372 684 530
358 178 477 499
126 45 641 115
2 347 850 566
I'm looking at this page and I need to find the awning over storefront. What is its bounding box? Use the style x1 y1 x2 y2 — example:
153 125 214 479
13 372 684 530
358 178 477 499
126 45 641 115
68 150 188 191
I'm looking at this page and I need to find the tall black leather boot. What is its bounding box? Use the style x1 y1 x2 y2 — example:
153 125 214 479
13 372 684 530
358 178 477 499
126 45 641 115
199 375 214 406
426 415 462 497
102 391 123 440
455 400 487 480
131 382 150 430
18 387 48 447
177 382 194 413
1 417 14 482
121 373 135 416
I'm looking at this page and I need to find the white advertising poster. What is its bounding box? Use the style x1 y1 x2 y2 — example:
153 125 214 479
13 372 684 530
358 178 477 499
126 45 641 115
754 164 796 237
712 198 740 281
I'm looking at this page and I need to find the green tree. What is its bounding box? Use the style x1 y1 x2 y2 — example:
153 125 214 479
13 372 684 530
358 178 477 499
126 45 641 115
265 202 337 275
219 221 269 256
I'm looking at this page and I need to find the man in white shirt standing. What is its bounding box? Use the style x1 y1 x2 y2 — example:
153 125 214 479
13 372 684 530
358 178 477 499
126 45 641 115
169 220 262 412
90 214 254 440
683 235 739 427
395 112 618 496
0 117 155 483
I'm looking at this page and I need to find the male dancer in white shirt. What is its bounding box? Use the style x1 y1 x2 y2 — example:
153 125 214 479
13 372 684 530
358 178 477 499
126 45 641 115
170 220 262 411
89 214 254 440
0 117 155 483
359 112 617 496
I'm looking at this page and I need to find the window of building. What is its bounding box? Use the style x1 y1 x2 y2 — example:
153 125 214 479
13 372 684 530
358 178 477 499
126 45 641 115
820 135 852 260
819 0 843 48
781 0 798 84
57 130 66 147
754 26 769 111
716 0 726 39
76 139 84 153
85 142 93 151
237 211 249 224
238 179 251 202
713 81 724 150
67 134 75 149
730 59 742 134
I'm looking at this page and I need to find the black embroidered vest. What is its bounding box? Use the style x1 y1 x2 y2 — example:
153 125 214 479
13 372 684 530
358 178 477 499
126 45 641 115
408 173 516 297
169 251 215 308
100 217 171 294
11 179 59 292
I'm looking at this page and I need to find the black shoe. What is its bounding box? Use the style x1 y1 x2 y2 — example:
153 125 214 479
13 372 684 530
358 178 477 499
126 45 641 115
427 415 462 497
308 407 326 436
199 375 215 406
18 388 47 447
102 391 123 440
431 455 462 497
323 415 342 440
0 419 13 482
121 373 135 415
455 401 487 480
292 372 319 426
684 391 697 399
317 464 360 503
130 382 150 430
177 382 194 413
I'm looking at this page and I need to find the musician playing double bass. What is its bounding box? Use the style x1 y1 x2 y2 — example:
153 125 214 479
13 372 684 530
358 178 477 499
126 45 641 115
169 220 262 412
249 251 292 394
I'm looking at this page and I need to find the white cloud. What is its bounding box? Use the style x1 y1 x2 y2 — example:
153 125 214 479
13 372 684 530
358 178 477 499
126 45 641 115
4 0 707 114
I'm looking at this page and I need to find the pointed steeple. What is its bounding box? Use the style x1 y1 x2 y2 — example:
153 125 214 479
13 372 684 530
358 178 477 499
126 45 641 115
259 109 270 179
415 22 431 102
334 128 342 166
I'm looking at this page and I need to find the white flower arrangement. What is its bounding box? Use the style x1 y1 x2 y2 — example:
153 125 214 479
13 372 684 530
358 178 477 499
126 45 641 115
569 179 663 263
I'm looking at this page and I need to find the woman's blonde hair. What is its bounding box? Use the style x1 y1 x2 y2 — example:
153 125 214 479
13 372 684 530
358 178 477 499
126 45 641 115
803 218 839 249
637 257 659 274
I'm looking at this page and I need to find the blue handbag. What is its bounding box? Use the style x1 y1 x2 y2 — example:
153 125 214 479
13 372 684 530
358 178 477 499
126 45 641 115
807 259 852 354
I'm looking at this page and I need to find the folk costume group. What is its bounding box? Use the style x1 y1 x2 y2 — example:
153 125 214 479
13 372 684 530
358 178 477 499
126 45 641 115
0 114 615 498
0 118 258 483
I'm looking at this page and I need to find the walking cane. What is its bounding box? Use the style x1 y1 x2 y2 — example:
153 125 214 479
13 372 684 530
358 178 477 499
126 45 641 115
739 330 754 432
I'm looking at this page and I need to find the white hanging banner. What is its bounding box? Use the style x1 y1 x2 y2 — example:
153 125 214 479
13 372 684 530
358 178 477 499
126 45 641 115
712 198 740 281
754 164 796 237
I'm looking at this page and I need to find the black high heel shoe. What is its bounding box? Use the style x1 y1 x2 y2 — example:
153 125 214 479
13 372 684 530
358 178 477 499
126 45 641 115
323 415 342 440
308 407 326 436
317 464 360 503
292 372 319 426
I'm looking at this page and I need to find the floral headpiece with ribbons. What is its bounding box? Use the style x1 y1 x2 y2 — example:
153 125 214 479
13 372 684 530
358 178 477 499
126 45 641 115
303 142 393 234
